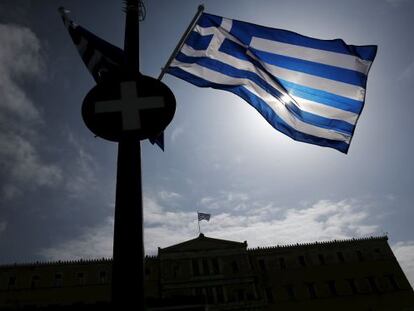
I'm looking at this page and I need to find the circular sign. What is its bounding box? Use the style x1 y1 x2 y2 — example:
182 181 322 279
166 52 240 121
82 74 176 142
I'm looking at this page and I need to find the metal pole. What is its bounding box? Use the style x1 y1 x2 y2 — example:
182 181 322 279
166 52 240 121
111 0 144 309
197 211 201 234
158 5 205 81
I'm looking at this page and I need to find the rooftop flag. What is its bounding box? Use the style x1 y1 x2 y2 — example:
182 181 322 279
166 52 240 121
198 212 211 222
167 12 377 153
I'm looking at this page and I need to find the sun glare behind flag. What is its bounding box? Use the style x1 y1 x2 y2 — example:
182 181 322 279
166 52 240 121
167 12 377 153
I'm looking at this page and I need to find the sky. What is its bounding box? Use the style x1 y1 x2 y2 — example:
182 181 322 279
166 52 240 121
0 0 413 286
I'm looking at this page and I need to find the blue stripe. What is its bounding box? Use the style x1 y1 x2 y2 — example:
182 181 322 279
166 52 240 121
168 66 350 153
200 38 365 114
279 79 364 114
201 13 376 62
286 103 354 135
186 31 213 50
250 48 368 87
175 52 285 100
218 38 367 87
198 13 222 28
175 52 354 135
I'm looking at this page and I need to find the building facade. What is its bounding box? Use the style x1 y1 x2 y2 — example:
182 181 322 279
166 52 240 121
0 234 413 310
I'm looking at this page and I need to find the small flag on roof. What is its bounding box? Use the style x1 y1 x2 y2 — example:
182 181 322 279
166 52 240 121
198 212 211 222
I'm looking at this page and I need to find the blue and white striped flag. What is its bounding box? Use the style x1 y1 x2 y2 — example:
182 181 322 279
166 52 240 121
59 7 164 150
168 13 377 153
198 212 211 222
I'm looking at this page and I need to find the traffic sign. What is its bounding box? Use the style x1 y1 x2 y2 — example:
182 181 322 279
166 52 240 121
82 74 176 141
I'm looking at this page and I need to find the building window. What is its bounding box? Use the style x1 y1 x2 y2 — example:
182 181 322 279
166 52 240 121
202 258 210 275
279 257 286 270
318 254 326 265
192 258 200 276
195 287 203 297
327 280 338 296
346 278 358 294
237 289 245 302
54 273 63 287
99 271 107 283
385 274 400 290
337 252 345 263
8 276 16 289
298 256 306 267
216 286 224 303
356 250 364 262
285 285 295 300
206 287 214 303
367 276 380 293
173 264 180 278
31 275 40 289
374 248 382 259
231 261 239 273
77 272 85 285
258 259 266 271
265 287 274 303
212 258 220 274
306 282 317 299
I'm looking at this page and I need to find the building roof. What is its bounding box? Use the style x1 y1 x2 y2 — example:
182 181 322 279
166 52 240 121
158 233 247 254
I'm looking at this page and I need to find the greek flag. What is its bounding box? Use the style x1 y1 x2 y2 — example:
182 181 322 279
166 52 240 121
168 13 377 153
59 7 164 150
198 212 211 222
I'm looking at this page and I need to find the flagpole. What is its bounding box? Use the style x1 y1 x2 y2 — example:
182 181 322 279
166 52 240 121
197 211 201 235
111 0 143 309
158 5 204 81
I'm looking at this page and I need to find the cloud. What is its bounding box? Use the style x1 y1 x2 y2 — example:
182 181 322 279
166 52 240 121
36 195 413 285
0 23 62 200
39 218 114 261
64 132 98 198
398 61 414 82
0 24 43 122
39 197 379 258
385 0 410 7
1 184 22 201
392 241 414 287
0 221 7 233
158 190 182 202
198 191 250 211
170 126 184 144
0 132 62 189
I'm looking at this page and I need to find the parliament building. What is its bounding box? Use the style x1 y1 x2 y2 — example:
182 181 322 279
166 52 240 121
0 234 413 310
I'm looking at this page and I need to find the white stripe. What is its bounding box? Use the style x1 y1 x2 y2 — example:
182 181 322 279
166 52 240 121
250 37 372 75
291 95 358 125
221 18 233 32
181 39 357 126
77 37 88 55
257 58 366 102
171 60 350 144
195 25 244 47
193 25 365 102
181 44 288 97
87 50 103 72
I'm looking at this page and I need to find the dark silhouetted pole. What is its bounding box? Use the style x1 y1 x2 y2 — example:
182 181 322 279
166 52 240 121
111 0 144 309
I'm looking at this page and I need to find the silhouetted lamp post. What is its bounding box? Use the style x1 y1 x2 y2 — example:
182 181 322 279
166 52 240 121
81 0 176 308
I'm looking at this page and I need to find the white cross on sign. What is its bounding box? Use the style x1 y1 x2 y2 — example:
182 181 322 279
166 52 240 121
94 81 165 130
